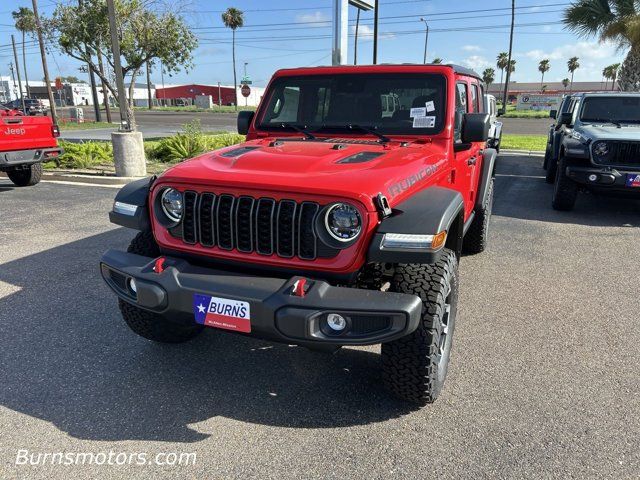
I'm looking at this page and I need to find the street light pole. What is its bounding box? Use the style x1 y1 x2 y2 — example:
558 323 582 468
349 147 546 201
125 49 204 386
372 0 379 64
420 18 429 64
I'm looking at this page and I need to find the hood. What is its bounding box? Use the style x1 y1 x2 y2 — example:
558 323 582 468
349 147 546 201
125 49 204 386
158 138 449 208
578 124 640 141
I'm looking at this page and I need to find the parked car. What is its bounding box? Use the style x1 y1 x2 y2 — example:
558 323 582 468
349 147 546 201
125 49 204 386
100 64 496 405
484 94 502 151
3 98 47 116
0 111 62 186
548 92 640 210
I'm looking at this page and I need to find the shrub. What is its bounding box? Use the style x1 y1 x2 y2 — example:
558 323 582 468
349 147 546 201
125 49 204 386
50 140 113 169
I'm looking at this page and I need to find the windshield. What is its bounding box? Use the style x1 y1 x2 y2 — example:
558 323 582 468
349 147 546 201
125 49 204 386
257 73 447 135
580 96 640 124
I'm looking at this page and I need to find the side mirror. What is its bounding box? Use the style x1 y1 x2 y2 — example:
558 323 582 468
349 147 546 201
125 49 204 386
237 110 255 135
461 113 490 144
549 109 557 119
558 112 572 126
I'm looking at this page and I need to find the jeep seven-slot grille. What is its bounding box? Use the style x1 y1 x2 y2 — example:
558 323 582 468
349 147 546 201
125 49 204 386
594 141 640 167
180 192 321 260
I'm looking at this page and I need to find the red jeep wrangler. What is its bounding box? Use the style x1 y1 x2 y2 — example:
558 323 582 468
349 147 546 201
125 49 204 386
101 64 495 404
1 106 62 186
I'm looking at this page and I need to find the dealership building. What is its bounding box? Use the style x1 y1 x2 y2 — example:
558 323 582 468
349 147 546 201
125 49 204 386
155 83 265 107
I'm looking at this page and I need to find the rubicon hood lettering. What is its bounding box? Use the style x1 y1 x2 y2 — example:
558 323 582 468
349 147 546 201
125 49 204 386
388 164 439 198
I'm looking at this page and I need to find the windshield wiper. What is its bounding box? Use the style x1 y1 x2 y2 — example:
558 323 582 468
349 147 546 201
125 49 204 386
279 123 316 140
315 124 391 143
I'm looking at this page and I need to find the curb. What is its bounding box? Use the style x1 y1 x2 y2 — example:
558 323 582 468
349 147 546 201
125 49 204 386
499 149 544 157
1 171 142 185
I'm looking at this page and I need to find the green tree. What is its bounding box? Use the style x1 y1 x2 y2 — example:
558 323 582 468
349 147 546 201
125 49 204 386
221 7 244 111
538 59 550 91
604 62 621 90
496 51 508 87
52 0 197 129
567 56 580 92
61 75 84 84
564 0 639 91
482 67 495 86
12 7 36 98
562 78 570 91
432 57 443 64
508 59 516 74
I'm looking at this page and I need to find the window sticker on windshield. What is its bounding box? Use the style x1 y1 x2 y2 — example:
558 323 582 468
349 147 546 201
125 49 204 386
425 101 435 112
413 116 435 128
410 107 427 118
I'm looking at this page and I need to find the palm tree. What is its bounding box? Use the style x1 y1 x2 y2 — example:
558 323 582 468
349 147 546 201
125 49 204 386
602 66 609 89
12 7 36 99
482 67 495 87
562 78 570 91
605 63 621 90
508 59 516 75
432 57 443 64
563 0 639 91
496 52 508 89
567 56 580 92
221 7 244 111
538 59 550 91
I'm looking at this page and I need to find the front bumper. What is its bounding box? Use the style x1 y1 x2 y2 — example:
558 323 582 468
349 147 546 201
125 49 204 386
100 249 423 347
566 165 640 191
0 147 62 170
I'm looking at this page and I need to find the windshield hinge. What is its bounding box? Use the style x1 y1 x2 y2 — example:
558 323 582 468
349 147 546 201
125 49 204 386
375 193 392 219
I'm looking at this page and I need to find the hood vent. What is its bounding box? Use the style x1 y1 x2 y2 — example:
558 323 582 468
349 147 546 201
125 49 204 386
219 146 260 158
325 138 381 145
337 151 384 164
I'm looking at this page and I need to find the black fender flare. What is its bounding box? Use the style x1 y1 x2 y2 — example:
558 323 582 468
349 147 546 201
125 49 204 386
475 148 497 210
561 137 590 160
367 186 464 264
108 176 155 231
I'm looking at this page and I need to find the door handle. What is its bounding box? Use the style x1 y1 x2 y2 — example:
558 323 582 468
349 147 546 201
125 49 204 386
467 156 477 166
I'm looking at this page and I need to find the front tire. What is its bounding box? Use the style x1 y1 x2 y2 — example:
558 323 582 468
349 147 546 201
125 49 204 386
552 156 578 211
381 250 459 405
119 231 204 343
7 163 43 187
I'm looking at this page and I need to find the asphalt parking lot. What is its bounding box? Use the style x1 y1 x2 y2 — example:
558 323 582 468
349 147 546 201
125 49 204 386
1 154 639 479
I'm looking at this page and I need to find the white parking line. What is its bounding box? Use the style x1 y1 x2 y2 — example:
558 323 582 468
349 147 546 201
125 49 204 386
41 180 125 188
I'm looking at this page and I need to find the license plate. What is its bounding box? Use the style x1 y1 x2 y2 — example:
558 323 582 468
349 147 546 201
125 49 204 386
626 174 640 187
193 294 251 333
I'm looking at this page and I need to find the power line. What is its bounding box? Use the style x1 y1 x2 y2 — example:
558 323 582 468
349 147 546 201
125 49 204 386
198 0 431 14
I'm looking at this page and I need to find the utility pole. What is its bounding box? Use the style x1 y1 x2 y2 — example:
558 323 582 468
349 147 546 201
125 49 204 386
11 36 26 113
106 0 131 131
420 18 429 64
97 49 112 123
32 0 57 124
373 0 379 64
354 9 360 65
9 63 18 100
501 0 515 116
146 61 153 110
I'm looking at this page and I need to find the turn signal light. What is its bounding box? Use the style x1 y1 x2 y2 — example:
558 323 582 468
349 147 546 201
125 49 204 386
431 231 447 250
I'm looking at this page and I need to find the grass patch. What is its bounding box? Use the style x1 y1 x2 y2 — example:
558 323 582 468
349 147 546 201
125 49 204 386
498 104 551 119
501 134 546 151
58 121 114 131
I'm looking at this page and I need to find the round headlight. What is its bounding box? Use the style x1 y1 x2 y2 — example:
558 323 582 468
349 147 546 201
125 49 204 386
161 188 183 223
593 141 609 157
324 203 362 242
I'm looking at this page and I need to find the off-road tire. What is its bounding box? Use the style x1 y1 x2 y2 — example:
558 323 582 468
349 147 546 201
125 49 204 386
545 154 558 184
543 144 551 170
381 250 459 405
7 163 43 187
552 156 578 211
463 178 493 254
119 231 204 343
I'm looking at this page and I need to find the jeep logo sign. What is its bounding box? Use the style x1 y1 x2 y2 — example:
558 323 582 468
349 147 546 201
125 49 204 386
4 127 26 135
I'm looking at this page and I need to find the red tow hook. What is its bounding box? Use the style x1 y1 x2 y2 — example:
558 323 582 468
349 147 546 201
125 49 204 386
292 278 307 297
153 257 166 274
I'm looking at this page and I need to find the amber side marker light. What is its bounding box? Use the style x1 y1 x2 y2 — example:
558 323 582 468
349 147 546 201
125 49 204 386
380 231 447 251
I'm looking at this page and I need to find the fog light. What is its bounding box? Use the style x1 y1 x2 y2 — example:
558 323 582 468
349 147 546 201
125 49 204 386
128 278 137 295
327 313 347 331
588 174 598 182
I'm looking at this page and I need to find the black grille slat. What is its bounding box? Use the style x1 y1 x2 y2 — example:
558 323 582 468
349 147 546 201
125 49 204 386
182 191 198 244
298 202 319 260
179 192 321 260
596 141 640 166
198 193 216 246
277 200 297 258
236 197 255 252
216 195 235 250
256 198 276 255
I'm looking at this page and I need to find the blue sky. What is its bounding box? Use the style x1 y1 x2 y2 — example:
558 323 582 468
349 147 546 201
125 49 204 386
0 0 627 88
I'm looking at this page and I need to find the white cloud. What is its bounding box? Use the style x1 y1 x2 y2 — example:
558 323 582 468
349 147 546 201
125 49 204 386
523 41 618 62
295 11 330 25
461 55 491 71
351 24 395 41
462 45 482 52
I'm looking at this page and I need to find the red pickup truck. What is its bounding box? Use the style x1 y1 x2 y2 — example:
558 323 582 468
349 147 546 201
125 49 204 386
101 64 495 405
1 107 62 186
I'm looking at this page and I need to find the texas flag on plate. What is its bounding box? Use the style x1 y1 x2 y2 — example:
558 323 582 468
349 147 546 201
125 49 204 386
193 293 251 333
626 174 640 187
